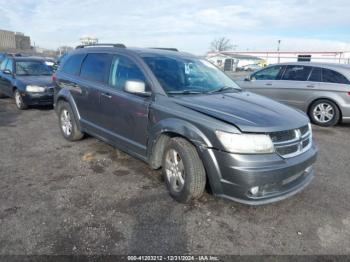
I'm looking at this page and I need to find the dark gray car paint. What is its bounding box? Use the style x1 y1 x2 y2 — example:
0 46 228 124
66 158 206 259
54 47 317 205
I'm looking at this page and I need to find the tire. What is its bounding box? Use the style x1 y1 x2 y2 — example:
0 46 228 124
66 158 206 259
162 137 206 203
308 99 340 127
57 101 84 141
14 89 28 110
0 92 6 98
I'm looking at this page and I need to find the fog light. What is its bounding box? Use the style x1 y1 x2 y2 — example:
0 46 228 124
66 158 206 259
249 186 259 196
305 166 313 174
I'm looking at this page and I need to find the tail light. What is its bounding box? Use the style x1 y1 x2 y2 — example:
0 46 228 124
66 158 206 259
348 91 350 96
52 74 56 82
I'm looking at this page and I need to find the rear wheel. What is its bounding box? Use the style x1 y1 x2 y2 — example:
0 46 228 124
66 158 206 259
162 137 206 203
57 101 84 141
309 99 340 127
0 92 6 98
14 89 28 110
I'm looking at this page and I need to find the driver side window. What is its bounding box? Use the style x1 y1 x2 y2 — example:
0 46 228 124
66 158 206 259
109 55 149 91
252 65 284 80
0 59 8 71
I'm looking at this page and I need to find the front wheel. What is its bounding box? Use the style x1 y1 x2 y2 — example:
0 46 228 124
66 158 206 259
14 89 28 110
308 99 340 127
162 137 206 203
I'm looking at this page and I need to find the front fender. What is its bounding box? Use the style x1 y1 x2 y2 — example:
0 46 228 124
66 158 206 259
148 118 213 151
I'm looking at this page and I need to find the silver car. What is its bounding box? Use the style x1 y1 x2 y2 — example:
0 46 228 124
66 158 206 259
237 62 350 126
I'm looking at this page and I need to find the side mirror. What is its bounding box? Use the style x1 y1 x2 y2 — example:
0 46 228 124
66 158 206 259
244 77 251 81
124 80 151 96
3 69 12 75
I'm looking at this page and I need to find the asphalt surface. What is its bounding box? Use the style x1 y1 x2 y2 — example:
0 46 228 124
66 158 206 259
0 97 349 255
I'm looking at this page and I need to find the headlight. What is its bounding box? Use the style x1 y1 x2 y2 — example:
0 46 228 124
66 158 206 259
215 130 274 154
26 85 45 93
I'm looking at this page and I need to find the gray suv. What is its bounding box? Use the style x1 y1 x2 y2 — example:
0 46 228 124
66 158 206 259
237 62 350 127
54 44 317 205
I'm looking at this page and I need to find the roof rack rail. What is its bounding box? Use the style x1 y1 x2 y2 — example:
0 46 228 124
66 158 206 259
76 43 126 49
150 47 178 52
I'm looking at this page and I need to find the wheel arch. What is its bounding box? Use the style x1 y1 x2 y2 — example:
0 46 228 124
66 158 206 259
147 118 212 170
55 90 82 131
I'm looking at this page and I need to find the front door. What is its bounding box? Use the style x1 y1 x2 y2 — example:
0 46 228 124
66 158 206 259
240 64 285 100
99 54 151 158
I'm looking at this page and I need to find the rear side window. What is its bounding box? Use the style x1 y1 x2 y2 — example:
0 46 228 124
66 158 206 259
252 65 284 80
308 67 322 82
282 65 311 81
109 55 147 90
322 69 349 84
80 53 113 83
61 53 86 75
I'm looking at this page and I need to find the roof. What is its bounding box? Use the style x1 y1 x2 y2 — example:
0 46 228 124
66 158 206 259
73 46 196 59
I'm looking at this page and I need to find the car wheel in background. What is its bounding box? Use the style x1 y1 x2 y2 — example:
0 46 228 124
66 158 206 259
0 92 6 98
309 99 340 127
57 101 84 141
14 89 28 110
162 137 206 203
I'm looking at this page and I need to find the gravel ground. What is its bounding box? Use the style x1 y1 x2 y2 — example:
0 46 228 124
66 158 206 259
0 97 349 255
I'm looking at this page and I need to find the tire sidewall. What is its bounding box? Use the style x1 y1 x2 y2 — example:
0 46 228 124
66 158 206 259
14 90 27 110
58 102 78 141
309 99 340 127
162 139 202 203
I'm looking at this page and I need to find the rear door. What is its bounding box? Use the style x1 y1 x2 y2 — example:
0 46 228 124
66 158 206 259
274 64 313 109
98 54 152 158
240 65 285 100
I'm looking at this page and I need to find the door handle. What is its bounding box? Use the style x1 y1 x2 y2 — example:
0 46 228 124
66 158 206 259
306 84 315 88
265 83 272 86
101 92 112 99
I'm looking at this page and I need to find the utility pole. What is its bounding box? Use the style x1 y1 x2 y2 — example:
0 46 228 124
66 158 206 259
277 40 281 63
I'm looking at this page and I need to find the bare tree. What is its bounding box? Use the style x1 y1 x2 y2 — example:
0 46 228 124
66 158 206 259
210 37 235 52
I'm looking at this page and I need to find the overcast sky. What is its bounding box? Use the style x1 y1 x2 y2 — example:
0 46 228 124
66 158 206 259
0 0 349 54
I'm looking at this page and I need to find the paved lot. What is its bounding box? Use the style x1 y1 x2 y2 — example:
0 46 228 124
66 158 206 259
0 97 349 255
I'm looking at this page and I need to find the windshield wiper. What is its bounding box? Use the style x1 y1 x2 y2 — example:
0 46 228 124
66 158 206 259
208 86 240 94
167 90 205 95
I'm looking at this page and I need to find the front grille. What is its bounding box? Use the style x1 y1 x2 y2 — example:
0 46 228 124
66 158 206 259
270 125 312 158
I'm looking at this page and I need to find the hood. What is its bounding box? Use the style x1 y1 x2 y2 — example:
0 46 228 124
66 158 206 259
173 91 309 133
15 75 53 87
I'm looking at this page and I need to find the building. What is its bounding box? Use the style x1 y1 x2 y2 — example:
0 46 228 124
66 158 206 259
206 53 265 71
0 29 16 50
215 51 350 65
14 32 31 50
0 29 30 51
80 36 98 45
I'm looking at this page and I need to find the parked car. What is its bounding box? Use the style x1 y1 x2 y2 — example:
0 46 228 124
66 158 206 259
0 56 55 109
236 62 350 127
241 64 262 71
54 44 317 205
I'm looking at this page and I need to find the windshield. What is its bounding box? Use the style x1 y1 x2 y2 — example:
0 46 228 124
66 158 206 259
15 61 53 76
142 56 241 94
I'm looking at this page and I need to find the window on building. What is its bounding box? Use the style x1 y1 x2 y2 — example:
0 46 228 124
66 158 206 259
322 68 350 84
80 53 113 83
282 65 312 81
61 53 86 75
297 55 312 62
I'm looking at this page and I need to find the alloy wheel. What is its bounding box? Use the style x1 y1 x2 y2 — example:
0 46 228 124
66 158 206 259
313 103 334 123
61 109 73 136
165 149 185 192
